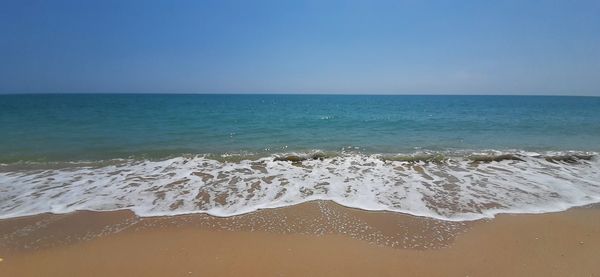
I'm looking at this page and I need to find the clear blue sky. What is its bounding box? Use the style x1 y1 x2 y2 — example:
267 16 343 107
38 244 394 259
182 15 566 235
1 0 599 95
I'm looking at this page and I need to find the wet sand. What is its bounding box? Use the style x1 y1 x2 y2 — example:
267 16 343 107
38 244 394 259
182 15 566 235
1 201 599 276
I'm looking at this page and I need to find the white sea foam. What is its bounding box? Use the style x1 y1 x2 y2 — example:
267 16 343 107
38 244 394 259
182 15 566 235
1 151 599 221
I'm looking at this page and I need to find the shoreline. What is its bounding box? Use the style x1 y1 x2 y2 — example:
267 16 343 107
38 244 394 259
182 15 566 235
3 152 599 223
1 201 599 276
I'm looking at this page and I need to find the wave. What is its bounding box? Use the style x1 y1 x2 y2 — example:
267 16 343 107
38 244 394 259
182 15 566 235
1 150 599 221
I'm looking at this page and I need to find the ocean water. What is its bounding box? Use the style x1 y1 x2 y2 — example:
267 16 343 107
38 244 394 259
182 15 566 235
1 94 600 220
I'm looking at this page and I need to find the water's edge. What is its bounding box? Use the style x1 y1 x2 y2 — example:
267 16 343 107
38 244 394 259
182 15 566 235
2 150 599 222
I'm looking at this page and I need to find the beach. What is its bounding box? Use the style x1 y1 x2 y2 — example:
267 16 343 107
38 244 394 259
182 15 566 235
3 0 600 274
2 94 600 276
1 201 599 276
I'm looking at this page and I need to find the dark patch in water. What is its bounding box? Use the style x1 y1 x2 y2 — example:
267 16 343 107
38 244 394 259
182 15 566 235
544 154 594 164
273 152 332 163
274 155 305 162
469 154 524 163
169 199 184 210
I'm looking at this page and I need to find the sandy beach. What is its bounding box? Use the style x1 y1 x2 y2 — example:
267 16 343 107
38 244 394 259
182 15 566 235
3 0 600 275
1 201 598 277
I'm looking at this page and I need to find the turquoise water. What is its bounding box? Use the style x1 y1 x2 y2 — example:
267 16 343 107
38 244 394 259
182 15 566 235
1 94 600 220
1 94 600 162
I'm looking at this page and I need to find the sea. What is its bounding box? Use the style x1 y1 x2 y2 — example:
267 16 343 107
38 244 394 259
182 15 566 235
1 94 599 221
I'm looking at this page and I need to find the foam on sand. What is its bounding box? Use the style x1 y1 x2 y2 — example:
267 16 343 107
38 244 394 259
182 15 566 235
1 151 599 221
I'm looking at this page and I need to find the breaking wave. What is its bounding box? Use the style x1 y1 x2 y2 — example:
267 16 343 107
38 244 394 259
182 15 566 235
1 150 599 221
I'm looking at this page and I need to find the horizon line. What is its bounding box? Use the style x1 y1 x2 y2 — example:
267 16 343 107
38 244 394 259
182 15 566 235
1 92 599 97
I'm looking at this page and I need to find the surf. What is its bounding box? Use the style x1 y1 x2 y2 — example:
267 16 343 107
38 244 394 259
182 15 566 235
1 150 599 221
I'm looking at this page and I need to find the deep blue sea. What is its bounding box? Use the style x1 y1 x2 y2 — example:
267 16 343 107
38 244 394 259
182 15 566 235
1 94 600 220
1 94 600 162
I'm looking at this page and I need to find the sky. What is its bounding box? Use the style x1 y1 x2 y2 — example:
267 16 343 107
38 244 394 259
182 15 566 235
1 0 599 95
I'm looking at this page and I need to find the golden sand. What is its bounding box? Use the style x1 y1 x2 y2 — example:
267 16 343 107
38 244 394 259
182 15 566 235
0 201 599 276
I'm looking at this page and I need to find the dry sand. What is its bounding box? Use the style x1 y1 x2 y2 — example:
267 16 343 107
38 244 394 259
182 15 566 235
0 201 599 276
